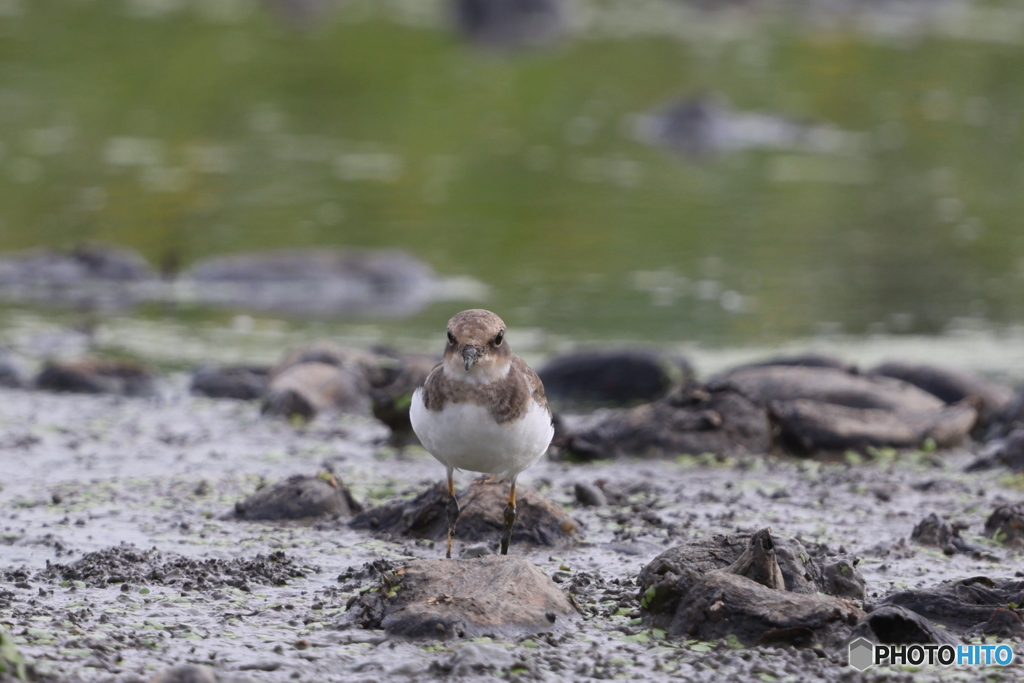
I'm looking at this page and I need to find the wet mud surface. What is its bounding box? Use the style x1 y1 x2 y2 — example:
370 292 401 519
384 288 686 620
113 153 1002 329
1 385 1024 681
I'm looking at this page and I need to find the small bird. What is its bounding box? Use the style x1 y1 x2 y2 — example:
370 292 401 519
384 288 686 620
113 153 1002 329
410 309 554 558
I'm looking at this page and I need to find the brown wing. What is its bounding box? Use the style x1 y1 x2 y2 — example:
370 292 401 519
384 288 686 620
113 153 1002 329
512 354 552 420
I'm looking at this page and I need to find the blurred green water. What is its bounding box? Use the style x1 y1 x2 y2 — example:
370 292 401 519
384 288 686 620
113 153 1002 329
1 0 1023 344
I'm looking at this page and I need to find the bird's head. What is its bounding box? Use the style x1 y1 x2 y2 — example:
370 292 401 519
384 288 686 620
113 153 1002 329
442 309 511 382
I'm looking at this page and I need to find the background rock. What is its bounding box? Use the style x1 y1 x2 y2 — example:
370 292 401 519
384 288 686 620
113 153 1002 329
35 357 156 397
234 474 362 521
561 383 770 459
190 365 270 400
538 349 693 409
261 362 370 420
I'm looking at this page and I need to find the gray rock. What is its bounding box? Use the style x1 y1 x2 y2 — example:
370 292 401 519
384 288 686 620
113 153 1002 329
0 243 157 310
261 362 370 420
967 428 1024 472
368 353 436 447
573 482 607 507
910 512 974 555
454 0 568 48
770 399 976 452
984 502 1024 547
35 357 156 397
562 383 771 460
345 555 578 639
190 365 269 400
712 365 977 452
877 576 1024 633
234 474 362 521
869 361 1013 428
638 530 864 647
854 605 960 646
538 349 694 409
183 248 436 317
638 531 865 624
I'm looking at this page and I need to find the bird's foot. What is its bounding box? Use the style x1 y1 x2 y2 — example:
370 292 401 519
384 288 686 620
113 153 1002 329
500 502 516 555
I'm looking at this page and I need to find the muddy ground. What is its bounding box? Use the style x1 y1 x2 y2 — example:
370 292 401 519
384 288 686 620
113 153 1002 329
1 381 1022 682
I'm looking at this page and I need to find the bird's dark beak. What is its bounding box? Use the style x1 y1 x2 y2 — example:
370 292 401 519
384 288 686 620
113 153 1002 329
462 346 480 371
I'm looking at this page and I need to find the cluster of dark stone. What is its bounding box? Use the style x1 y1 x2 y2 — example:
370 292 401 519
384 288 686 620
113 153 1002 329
0 243 436 317
545 350 1019 460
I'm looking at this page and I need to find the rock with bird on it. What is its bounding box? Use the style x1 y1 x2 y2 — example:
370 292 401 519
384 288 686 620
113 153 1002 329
343 554 579 639
349 477 579 553
234 473 362 521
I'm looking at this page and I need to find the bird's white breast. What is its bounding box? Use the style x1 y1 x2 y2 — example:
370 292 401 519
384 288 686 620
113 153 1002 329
410 389 553 479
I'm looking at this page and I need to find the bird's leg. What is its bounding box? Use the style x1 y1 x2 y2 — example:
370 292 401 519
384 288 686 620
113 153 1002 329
445 467 460 559
500 477 517 556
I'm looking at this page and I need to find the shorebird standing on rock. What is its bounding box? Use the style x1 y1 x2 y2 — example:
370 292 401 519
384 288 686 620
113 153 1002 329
410 309 554 557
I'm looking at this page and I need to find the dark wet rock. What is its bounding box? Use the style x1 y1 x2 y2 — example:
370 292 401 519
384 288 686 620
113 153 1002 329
561 383 770 460
189 365 269 400
573 482 607 507
853 605 960 646
910 513 975 555
454 0 567 48
183 248 436 317
967 428 1024 472
350 478 579 550
869 361 1013 428
368 353 436 446
712 365 976 452
234 474 362 521
538 349 693 409
345 555 578 638
714 365 948 413
35 357 156 397
877 576 1024 633
638 530 863 646
969 608 1024 638
984 502 1024 547
34 543 317 591
261 362 370 420
638 531 865 624
770 399 976 452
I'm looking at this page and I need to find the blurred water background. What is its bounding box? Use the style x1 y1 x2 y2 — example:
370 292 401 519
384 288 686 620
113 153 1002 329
2 0 1024 373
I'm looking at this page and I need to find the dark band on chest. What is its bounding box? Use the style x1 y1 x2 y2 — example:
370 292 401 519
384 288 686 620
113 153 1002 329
420 356 550 424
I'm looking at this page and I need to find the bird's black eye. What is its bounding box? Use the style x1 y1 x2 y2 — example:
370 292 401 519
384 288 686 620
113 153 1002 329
447 330 456 345
493 330 504 346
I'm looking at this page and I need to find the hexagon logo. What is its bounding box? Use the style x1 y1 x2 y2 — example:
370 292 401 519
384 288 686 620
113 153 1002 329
848 637 874 671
